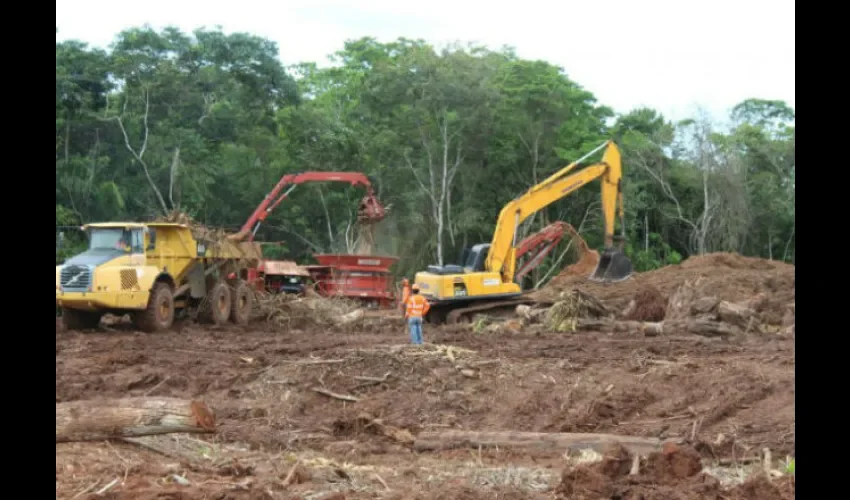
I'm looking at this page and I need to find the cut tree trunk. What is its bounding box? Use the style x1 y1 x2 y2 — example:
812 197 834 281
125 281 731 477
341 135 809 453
690 296 720 315
575 318 617 332
516 304 547 323
333 309 365 326
56 397 215 443
568 318 738 338
716 301 755 327
413 430 674 456
665 319 740 337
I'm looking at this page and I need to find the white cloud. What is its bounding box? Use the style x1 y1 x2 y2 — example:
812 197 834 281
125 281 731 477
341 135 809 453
56 0 794 121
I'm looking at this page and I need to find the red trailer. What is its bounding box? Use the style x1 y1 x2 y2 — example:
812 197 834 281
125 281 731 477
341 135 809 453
305 254 399 309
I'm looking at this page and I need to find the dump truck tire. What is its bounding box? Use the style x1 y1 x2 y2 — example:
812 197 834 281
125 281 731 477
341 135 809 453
61 308 102 331
134 282 175 333
201 282 231 325
229 281 253 325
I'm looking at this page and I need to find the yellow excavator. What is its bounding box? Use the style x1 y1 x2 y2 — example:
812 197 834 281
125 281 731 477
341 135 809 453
413 140 633 324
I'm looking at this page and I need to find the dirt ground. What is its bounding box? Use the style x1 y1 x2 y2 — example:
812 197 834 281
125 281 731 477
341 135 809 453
56 313 795 498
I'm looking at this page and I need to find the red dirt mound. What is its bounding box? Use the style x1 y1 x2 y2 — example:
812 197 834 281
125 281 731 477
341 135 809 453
554 442 794 500
541 252 794 325
625 286 667 322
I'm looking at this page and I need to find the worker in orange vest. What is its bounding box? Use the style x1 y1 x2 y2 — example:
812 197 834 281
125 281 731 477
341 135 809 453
404 284 430 345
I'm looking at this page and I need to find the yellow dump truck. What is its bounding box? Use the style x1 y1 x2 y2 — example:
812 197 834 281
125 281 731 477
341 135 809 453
56 222 263 332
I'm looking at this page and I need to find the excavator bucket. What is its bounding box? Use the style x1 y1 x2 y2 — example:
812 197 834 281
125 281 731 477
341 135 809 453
589 247 633 282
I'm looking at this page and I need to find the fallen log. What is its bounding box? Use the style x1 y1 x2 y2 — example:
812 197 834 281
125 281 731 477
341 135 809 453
56 397 215 443
569 318 738 338
690 296 720 315
333 309 365 326
516 304 547 323
716 301 755 327
665 319 739 337
413 430 674 456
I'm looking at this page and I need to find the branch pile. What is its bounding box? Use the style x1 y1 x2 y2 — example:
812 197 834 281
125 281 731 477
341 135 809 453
255 292 364 329
539 252 795 323
519 278 793 338
662 277 795 335
544 290 612 332
526 252 795 338
154 210 232 244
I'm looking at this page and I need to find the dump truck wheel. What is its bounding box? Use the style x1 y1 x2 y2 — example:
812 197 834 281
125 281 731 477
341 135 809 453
229 281 253 325
61 308 102 331
134 282 175 333
202 282 231 325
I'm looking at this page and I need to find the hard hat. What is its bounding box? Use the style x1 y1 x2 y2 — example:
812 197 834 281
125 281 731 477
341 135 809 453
411 284 420 291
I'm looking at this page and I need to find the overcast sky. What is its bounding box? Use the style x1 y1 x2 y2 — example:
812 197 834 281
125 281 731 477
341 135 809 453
56 0 795 122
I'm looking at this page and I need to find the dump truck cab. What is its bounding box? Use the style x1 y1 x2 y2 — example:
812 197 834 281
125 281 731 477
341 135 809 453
56 221 262 332
56 223 157 310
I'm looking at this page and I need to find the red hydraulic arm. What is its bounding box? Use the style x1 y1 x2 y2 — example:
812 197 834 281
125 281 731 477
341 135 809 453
514 221 572 281
239 172 386 242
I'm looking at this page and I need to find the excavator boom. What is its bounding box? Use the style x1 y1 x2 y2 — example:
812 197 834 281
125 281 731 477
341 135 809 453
412 140 632 325
484 140 631 284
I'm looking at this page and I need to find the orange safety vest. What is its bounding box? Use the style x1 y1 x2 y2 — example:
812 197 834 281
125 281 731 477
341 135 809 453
405 294 430 318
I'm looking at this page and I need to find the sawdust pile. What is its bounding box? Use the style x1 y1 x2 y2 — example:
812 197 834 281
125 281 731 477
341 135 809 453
255 291 364 329
555 443 795 500
540 252 794 327
544 222 601 279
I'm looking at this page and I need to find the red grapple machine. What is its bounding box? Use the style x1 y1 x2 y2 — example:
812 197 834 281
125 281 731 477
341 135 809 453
237 172 386 241
238 171 397 305
306 254 399 309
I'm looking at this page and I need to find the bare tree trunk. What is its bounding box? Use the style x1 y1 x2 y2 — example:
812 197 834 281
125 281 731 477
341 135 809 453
112 88 170 215
782 226 795 261
318 188 335 248
56 397 215 443
406 114 464 266
767 228 773 260
169 147 181 209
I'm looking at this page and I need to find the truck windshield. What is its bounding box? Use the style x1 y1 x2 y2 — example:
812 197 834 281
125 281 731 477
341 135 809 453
89 228 131 251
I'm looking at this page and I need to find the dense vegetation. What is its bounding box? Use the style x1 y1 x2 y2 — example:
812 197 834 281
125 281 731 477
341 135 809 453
56 27 795 279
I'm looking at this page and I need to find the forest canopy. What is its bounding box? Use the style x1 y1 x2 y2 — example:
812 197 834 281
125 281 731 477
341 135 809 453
56 27 795 277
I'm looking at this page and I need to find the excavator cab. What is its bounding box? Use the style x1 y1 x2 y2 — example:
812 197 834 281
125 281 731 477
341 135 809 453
589 247 633 282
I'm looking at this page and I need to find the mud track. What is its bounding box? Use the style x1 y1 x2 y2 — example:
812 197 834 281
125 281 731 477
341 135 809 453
56 319 794 499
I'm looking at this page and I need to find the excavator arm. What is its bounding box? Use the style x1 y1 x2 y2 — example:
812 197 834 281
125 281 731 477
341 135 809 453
514 221 571 282
484 140 630 284
237 172 386 242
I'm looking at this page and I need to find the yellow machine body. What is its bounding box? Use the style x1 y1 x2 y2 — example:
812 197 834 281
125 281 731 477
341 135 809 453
56 222 262 313
414 140 632 322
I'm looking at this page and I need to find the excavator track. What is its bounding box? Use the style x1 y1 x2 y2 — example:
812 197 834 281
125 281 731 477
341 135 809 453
443 296 553 324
